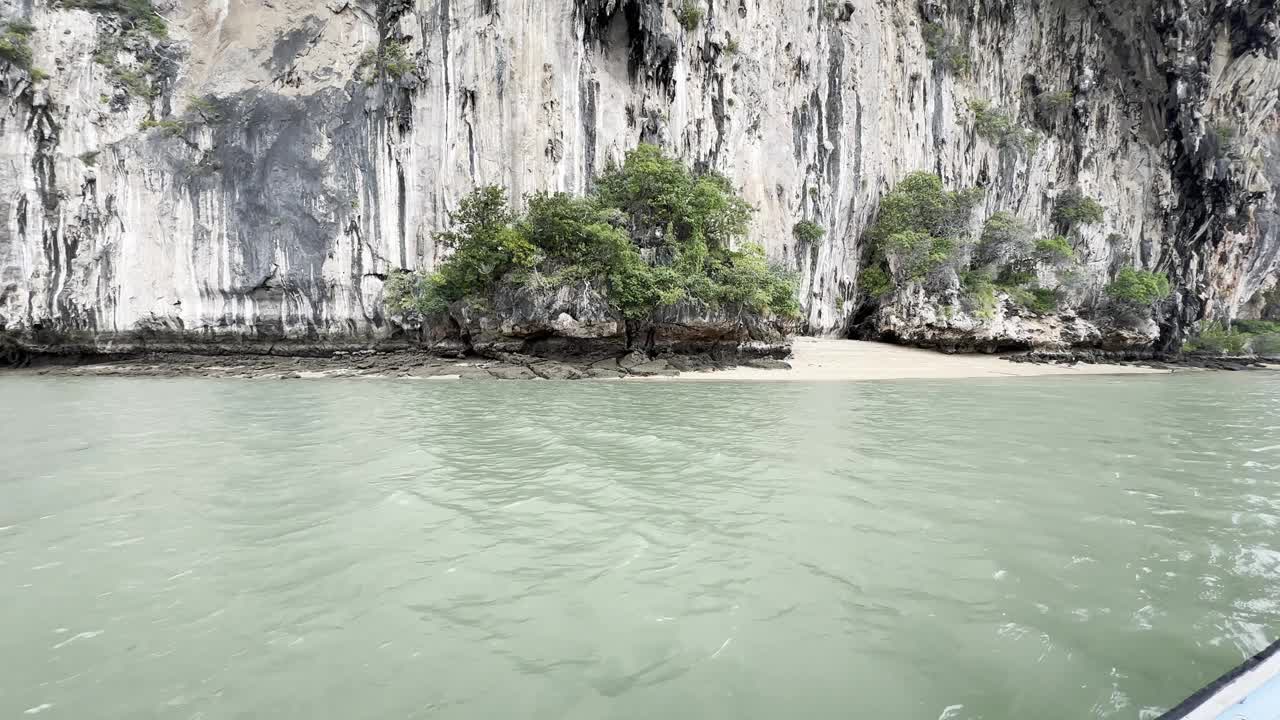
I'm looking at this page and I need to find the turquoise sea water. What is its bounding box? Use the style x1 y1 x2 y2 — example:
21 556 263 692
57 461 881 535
1 373 1278 719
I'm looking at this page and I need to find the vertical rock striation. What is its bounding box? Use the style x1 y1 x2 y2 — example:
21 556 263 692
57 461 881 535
0 0 1277 353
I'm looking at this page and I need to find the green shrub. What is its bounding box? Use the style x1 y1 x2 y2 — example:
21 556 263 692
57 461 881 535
1034 235 1074 263
1182 320 1280 357
1052 188 1105 229
970 99 1039 152
56 0 166 37
1106 268 1171 305
996 265 1036 288
357 39 414 83
1251 333 1280 357
867 172 981 285
724 38 739 55
596 144 753 251
187 94 221 120
1184 322 1248 355
1039 90 1073 113
792 220 825 244
79 151 100 166
677 2 703 31
860 266 892 298
138 118 185 135
1024 287 1059 314
962 270 997 319
976 211 1031 267
1234 319 1280 335
115 65 155 98
386 145 799 322
0 21 35 71
922 21 970 77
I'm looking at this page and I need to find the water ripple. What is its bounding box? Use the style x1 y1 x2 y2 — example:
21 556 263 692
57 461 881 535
0 372 1277 719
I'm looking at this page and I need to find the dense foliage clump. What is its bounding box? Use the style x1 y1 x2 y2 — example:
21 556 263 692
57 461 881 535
1183 319 1280 356
792 220 825 245
921 21 971 76
862 178 1080 317
974 211 1031 268
970 100 1039 152
865 172 982 284
356 39 414 83
0 20 35 71
1052 188 1105 229
385 145 799 321
1034 235 1074 264
1105 268 1171 306
1183 322 1247 354
56 0 167 37
676 2 703 31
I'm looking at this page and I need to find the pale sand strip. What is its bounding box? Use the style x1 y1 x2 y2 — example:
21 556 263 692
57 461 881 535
642 338 1171 382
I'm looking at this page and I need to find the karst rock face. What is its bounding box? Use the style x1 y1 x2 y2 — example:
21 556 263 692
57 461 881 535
1 0 1277 354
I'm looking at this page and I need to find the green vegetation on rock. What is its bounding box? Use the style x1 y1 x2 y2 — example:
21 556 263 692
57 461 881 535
860 266 892 299
975 211 1031 268
970 99 1039 152
1105 267 1171 306
1039 89 1074 113
792 220 825 245
676 2 703 31
139 118 185 135
1184 322 1248 355
385 145 799 321
357 39 414 83
1034 235 1074 264
1052 188 1105 229
922 21 971 77
864 180 1080 319
962 271 997 319
1184 319 1280 356
56 0 167 37
866 172 982 284
0 20 35 71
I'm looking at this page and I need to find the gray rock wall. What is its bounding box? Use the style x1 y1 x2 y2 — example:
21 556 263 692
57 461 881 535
1 0 1277 351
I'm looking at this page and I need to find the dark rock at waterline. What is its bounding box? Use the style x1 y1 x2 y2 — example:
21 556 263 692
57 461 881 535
434 281 794 362
1004 349 1276 372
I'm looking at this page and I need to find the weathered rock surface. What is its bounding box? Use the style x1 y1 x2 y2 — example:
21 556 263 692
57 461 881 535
1 0 1278 355
418 280 793 360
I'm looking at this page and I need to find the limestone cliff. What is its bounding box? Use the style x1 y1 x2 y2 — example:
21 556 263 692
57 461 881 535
1 0 1277 354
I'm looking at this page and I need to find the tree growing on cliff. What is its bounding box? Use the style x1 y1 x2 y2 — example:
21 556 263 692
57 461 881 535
1052 188 1105 230
0 20 35 71
385 145 799 322
975 212 1032 269
863 172 982 289
1103 267 1171 324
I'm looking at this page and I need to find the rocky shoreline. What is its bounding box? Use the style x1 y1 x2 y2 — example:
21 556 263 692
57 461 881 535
1004 350 1277 372
6 338 1278 382
4 348 794 381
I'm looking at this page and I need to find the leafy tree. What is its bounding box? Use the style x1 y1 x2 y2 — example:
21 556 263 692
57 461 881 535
793 220 825 244
0 20 35 70
1034 235 1074 264
975 212 1032 268
866 172 981 286
1052 188 1105 229
970 100 1039 152
386 145 799 322
1106 268 1171 306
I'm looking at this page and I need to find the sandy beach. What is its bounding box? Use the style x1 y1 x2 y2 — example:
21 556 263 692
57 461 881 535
7 338 1192 381
647 338 1172 382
